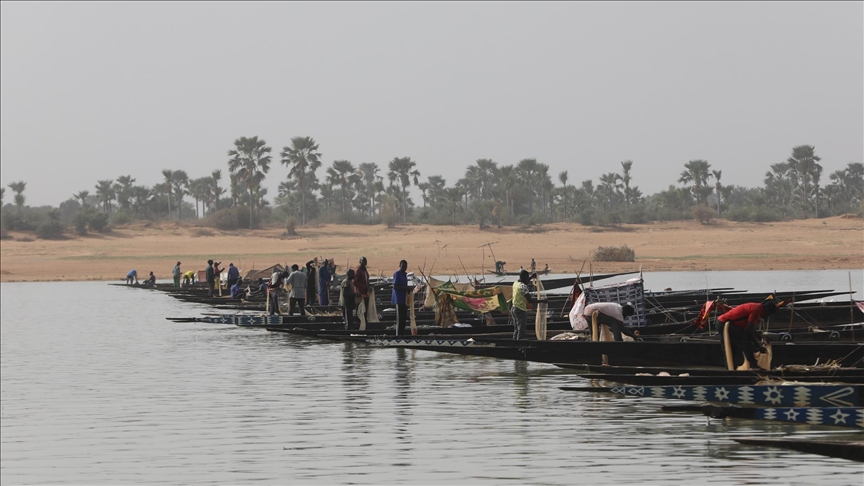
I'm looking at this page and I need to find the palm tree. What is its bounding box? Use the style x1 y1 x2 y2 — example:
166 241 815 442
619 160 637 213
711 169 723 217
558 171 569 221
74 190 90 208
787 145 822 218
161 169 176 218
113 175 136 211
516 159 541 216
326 160 359 218
764 162 795 219
678 160 713 205
357 162 381 223
8 181 26 215
228 136 272 229
169 171 189 220
280 136 321 225
387 157 420 223
211 170 224 213
95 179 115 214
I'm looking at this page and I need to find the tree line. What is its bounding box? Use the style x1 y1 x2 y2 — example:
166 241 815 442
2 140 862 238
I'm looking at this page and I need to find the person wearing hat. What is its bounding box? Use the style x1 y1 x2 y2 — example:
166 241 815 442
510 269 547 340
717 300 776 370
172 261 182 287
205 259 215 297
226 263 240 290
582 301 639 341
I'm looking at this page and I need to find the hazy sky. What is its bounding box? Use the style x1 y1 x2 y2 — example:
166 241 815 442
2 2 862 208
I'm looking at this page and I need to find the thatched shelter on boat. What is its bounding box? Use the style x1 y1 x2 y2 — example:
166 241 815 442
244 264 284 281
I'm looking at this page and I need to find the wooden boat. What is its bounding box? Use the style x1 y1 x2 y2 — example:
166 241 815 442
733 437 864 462
560 383 863 407
702 404 863 429
567 373 863 386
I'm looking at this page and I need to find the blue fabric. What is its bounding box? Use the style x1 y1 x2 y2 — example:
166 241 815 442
391 270 407 304
227 266 240 280
127 270 137 278
318 266 331 293
230 283 242 299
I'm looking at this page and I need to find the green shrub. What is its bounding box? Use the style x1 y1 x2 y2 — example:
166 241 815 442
87 212 110 232
36 220 67 239
110 210 132 227
74 212 89 235
206 208 239 230
692 205 715 224
591 244 635 262
285 216 298 236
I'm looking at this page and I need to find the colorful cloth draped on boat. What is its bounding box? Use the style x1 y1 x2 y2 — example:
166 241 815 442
423 277 475 308
431 281 510 314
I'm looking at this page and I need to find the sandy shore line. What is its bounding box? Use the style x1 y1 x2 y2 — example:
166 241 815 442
1 216 861 283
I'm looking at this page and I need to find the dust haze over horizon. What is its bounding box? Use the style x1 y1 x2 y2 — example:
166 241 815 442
1 2 862 208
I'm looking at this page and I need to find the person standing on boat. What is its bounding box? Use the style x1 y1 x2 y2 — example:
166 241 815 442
126 269 139 285
342 268 357 330
717 300 775 370
205 260 215 297
286 264 308 316
172 261 182 287
268 269 289 315
318 259 332 306
511 270 547 340
582 302 639 341
226 263 240 290
392 259 412 336
354 256 371 323
530 258 536 274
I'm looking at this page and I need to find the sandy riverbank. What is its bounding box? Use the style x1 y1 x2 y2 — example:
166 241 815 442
0 216 861 283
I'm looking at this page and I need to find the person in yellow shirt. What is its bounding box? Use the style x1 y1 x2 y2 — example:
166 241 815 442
511 269 547 340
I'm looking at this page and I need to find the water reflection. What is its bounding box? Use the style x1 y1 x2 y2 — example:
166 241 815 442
2 281 863 485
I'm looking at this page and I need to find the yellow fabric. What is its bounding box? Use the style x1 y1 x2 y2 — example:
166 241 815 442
511 281 527 311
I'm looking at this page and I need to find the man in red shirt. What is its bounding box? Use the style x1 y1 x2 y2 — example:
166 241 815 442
717 301 776 370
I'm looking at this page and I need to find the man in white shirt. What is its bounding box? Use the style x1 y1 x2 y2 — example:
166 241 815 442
286 264 308 316
583 302 639 341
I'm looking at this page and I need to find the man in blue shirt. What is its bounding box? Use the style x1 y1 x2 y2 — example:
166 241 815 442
318 259 332 306
226 263 240 290
230 280 243 299
391 259 412 336
126 269 138 285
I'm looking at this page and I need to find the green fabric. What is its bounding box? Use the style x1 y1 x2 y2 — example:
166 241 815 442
511 281 527 311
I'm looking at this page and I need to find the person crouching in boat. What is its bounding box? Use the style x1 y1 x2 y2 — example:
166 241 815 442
717 300 776 370
126 269 139 285
182 270 196 286
583 302 638 341
511 270 547 340
230 280 243 299
143 271 156 287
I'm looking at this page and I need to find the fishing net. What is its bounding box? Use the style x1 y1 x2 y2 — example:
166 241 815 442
534 276 548 340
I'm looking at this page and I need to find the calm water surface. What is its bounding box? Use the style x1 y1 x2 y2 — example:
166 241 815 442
2 272 862 485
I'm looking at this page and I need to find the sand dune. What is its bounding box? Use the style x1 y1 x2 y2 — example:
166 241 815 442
0 216 861 282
